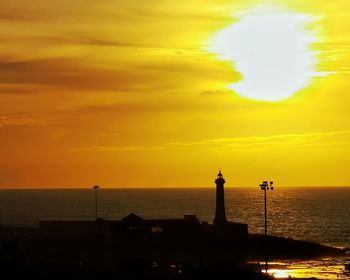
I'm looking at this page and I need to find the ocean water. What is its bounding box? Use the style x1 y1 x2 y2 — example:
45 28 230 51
0 187 349 249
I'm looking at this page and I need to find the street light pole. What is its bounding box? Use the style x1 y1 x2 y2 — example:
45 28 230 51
93 185 100 220
259 180 274 274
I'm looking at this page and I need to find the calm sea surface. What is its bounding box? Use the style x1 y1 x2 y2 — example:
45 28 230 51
0 187 349 249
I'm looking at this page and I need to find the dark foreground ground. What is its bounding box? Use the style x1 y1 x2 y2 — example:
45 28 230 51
0 223 347 280
0 238 346 280
0 260 277 280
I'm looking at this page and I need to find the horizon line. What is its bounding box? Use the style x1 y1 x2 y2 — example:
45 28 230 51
0 186 350 190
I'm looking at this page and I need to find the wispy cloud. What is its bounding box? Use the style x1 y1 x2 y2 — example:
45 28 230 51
69 131 350 154
167 131 350 150
0 55 236 94
70 145 165 152
0 113 46 127
0 8 42 21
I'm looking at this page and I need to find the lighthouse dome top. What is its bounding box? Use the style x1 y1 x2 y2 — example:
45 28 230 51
217 171 224 178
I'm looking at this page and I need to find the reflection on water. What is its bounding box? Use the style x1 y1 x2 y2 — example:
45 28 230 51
264 259 350 279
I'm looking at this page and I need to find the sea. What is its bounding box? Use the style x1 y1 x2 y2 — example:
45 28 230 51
0 187 349 279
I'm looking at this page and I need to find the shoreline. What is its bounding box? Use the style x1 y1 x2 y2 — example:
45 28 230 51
247 233 348 261
1 224 347 260
1 223 348 256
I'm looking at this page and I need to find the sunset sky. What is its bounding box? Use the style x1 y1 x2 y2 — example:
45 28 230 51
1 0 349 188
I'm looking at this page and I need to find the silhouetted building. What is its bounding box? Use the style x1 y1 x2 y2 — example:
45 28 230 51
0 172 253 277
214 171 228 225
1 171 347 279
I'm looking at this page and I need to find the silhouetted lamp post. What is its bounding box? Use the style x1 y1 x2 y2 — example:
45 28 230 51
259 180 274 274
93 185 100 220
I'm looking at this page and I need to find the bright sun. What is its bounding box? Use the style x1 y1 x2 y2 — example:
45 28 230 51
209 6 317 101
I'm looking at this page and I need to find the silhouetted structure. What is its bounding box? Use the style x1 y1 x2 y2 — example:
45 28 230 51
93 185 100 220
1 173 346 279
214 171 228 225
259 180 274 273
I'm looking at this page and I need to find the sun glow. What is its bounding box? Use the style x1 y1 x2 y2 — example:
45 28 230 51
209 6 318 101
268 269 290 278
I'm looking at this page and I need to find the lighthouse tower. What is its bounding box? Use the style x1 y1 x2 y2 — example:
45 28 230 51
213 171 228 225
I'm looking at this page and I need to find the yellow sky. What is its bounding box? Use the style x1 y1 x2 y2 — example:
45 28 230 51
0 0 349 188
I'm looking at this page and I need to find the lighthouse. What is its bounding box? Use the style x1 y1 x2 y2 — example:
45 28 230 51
213 171 228 225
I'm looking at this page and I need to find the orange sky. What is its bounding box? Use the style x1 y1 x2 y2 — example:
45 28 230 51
0 0 349 188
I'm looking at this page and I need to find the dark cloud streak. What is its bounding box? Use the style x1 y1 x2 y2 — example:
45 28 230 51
0 57 238 94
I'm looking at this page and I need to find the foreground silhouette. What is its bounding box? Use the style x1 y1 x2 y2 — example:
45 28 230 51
0 173 346 279
0 216 345 280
